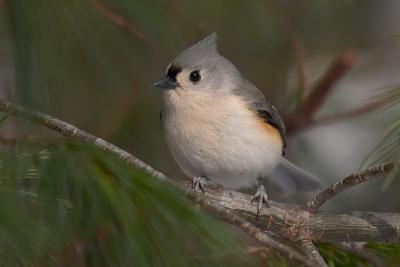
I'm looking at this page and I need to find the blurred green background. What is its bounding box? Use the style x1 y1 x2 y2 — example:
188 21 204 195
1 0 400 210
0 1 400 266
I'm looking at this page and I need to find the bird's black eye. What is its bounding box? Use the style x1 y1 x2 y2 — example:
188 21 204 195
189 70 201 83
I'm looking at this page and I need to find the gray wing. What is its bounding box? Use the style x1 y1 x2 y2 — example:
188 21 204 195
233 80 322 196
233 80 287 154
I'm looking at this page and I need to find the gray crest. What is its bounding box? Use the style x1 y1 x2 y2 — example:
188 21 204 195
172 32 219 68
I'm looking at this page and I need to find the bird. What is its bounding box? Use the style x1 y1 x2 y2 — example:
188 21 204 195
154 33 321 214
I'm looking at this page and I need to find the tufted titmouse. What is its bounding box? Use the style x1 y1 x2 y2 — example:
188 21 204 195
154 33 321 213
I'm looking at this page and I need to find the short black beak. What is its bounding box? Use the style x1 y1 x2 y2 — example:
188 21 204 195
153 76 179 89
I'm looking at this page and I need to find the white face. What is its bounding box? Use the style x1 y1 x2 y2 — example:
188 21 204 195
175 68 206 91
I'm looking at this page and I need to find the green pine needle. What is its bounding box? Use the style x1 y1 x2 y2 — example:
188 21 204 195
0 139 264 267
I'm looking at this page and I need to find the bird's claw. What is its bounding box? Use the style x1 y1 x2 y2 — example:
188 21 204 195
192 176 206 193
251 185 269 217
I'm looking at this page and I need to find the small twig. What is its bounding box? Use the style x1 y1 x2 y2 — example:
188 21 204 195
309 97 393 128
284 97 394 133
296 239 328 267
92 0 145 41
306 162 395 212
335 242 386 267
292 33 307 102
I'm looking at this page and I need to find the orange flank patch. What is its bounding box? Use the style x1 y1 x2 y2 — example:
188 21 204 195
232 95 284 150
254 115 284 149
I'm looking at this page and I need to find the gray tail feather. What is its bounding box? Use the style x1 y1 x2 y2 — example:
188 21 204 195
269 158 323 196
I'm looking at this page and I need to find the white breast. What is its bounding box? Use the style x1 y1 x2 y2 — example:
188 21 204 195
162 90 282 189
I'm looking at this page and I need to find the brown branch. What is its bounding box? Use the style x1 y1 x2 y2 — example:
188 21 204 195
301 49 356 120
306 162 395 212
309 97 393 128
285 49 356 134
292 33 307 101
296 239 328 267
1 99 399 266
194 182 400 243
92 1 144 41
186 188 314 266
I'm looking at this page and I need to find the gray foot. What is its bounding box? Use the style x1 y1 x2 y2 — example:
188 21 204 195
251 185 269 217
192 176 206 193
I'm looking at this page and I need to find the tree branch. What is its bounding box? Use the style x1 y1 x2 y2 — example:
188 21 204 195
295 239 328 267
291 33 307 101
204 182 400 243
307 97 393 129
186 188 313 266
306 162 395 212
0 99 399 267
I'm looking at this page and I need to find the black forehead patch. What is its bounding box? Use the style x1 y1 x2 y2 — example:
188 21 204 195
166 65 182 81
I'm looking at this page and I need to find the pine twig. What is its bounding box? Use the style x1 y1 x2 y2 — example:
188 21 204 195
309 97 393 128
92 0 144 40
306 162 395 212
